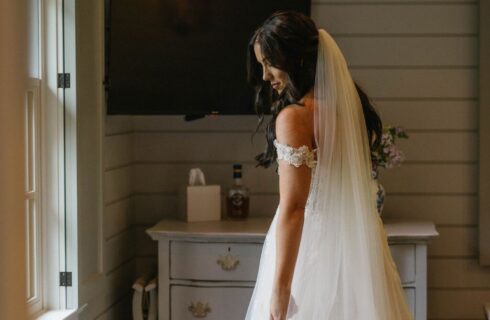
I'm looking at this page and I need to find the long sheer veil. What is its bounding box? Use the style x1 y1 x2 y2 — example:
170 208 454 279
284 29 413 319
244 28 413 320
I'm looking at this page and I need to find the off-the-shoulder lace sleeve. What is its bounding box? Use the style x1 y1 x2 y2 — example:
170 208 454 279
273 139 317 169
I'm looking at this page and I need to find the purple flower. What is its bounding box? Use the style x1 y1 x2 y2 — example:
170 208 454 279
371 125 408 170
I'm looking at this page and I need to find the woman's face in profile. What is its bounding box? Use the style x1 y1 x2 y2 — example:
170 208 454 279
253 42 288 94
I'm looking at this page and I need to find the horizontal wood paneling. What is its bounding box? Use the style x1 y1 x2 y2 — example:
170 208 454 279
374 100 478 130
352 69 478 98
133 163 277 194
133 115 262 132
104 166 132 205
125 1 483 319
105 259 135 300
135 256 158 277
397 132 477 162
104 134 133 169
93 261 135 320
79 286 107 320
105 115 133 135
479 0 490 267
380 164 477 194
337 36 478 67
133 192 280 225
136 192 478 227
133 132 265 163
312 4 478 35
101 115 136 320
428 226 478 257
135 226 157 257
382 195 478 225
428 258 490 288
133 194 179 224
80 260 135 320
104 229 135 274
428 289 490 319
133 100 479 132
133 131 475 163
104 197 133 239
94 294 132 320
133 162 477 195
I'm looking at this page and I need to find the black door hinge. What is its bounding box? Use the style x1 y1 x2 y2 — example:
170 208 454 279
60 271 72 287
58 73 71 89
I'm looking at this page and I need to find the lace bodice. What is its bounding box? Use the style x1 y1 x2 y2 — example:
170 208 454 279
273 139 317 173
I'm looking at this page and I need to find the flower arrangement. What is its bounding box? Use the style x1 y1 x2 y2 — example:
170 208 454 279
371 126 409 177
370 125 408 215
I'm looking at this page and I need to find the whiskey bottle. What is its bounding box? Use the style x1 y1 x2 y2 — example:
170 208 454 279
226 164 250 219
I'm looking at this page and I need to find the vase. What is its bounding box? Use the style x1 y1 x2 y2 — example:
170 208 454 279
375 181 385 215
371 169 385 216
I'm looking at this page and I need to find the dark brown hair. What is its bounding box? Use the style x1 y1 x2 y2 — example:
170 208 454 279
248 11 382 170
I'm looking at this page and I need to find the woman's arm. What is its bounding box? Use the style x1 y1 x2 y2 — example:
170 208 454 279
271 106 313 318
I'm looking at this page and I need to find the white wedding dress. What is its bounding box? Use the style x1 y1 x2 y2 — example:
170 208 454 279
245 28 413 320
244 139 414 320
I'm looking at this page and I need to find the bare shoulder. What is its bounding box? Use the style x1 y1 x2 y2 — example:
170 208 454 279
276 104 314 147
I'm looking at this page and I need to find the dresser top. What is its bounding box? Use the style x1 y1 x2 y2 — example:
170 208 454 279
146 217 439 243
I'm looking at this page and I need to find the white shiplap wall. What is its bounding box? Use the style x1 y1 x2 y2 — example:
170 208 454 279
103 1 489 319
75 1 135 318
131 115 276 275
322 1 490 319
94 116 135 320
313 2 486 319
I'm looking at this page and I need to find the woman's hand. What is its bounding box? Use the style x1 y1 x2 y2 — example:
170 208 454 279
269 287 291 320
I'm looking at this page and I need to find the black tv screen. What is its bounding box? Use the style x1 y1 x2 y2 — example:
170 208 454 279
105 0 311 115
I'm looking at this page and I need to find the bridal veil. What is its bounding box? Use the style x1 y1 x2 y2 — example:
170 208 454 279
245 27 413 319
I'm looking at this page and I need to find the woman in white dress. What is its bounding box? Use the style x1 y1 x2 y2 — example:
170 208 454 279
245 11 413 320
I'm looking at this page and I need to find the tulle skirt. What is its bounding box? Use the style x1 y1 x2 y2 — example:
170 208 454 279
244 204 414 320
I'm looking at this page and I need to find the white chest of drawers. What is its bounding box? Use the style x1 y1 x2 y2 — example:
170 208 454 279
147 218 438 320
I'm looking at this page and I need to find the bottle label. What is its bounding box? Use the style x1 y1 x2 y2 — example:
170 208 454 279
231 193 245 207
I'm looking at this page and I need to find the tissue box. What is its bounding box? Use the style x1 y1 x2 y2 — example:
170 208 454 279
183 185 221 222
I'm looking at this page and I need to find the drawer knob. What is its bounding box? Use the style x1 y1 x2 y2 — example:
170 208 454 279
188 301 211 318
216 253 240 271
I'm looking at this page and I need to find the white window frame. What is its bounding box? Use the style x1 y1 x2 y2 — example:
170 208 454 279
26 0 74 318
26 78 43 316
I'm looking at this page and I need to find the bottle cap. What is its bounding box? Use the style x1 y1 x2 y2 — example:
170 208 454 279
233 164 242 178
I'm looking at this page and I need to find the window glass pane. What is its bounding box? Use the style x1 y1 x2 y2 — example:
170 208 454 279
27 0 40 78
26 81 41 311
26 198 37 301
26 91 35 192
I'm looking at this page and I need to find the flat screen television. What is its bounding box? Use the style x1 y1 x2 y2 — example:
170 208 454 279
105 0 311 116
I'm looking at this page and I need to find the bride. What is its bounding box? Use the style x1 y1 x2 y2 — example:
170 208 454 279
245 11 413 320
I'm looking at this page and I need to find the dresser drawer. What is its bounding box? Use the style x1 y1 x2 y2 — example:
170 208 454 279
390 244 416 284
170 241 262 281
171 285 253 320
